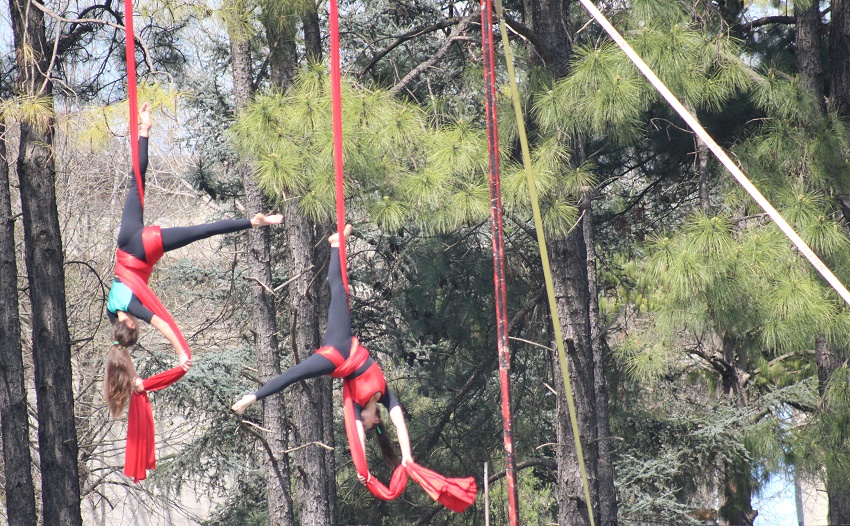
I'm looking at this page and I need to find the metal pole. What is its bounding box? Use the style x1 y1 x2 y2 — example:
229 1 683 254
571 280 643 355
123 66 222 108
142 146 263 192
480 0 519 523
485 462 490 526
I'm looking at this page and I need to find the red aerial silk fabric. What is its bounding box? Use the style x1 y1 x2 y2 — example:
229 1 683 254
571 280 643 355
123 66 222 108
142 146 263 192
319 339 477 512
327 0 349 297
123 0 143 208
114 227 191 482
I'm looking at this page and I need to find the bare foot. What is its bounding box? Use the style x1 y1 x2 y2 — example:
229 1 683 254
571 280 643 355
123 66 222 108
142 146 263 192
328 224 353 247
251 213 284 227
231 394 257 415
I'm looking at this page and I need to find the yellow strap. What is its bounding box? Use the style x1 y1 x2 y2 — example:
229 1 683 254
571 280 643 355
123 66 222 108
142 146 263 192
492 2 596 525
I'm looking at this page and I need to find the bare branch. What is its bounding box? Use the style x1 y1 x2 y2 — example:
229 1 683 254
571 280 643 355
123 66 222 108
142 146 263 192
358 17 463 78
389 16 474 95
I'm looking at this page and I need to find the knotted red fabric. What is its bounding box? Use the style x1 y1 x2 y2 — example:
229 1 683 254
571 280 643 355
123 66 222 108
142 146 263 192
114 226 192 482
318 339 477 511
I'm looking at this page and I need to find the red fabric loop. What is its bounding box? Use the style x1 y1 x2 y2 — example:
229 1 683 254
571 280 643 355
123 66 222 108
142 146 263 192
330 346 476 511
114 228 191 482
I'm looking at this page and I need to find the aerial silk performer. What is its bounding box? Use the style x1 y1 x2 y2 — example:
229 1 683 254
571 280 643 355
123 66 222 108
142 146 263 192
232 225 477 512
105 102 283 482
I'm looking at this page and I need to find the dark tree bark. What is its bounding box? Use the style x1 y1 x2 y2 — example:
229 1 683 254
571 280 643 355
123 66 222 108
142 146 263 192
829 0 850 114
523 0 616 523
9 0 82 522
522 0 573 77
0 118 38 526
795 0 825 107
230 31 295 526
698 139 710 212
583 207 616 526
284 206 336 526
259 8 337 521
815 336 850 525
261 15 298 90
303 1 323 63
550 232 599 526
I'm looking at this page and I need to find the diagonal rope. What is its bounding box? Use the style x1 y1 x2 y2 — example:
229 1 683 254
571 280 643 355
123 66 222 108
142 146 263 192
480 0 520 523
123 0 143 208
328 0 349 296
492 1 596 525
577 0 850 307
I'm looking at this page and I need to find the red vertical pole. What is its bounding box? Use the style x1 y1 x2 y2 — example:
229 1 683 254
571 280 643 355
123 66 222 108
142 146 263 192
480 0 519 523
123 0 143 208
328 0 349 294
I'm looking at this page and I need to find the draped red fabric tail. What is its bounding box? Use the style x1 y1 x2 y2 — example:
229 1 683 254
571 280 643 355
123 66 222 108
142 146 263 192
342 381 477 510
123 0 143 208
406 463 477 512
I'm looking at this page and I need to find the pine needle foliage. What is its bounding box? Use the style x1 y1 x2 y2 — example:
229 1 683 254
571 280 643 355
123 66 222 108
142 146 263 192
232 66 581 236
73 84 181 150
541 0 752 146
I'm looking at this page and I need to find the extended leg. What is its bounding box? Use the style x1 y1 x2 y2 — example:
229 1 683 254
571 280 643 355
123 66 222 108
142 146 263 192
323 247 353 356
160 219 251 252
252 353 337 402
116 137 150 249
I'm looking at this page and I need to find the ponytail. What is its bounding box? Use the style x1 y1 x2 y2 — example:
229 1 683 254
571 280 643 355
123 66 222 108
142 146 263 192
103 343 135 417
103 317 140 417
373 408 399 469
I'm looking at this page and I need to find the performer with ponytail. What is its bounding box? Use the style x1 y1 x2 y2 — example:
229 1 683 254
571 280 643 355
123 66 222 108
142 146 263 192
106 102 282 481
232 225 476 512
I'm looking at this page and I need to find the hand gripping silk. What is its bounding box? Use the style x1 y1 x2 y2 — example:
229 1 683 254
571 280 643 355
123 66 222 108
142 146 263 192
114 226 192 482
317 338 477 512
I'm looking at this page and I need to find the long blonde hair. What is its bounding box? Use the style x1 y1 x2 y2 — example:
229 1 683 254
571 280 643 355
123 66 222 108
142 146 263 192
103 316 140 417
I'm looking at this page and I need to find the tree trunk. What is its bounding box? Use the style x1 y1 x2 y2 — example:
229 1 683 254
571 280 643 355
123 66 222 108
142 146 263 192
284 206 336 525
230 30 296 526
815 336 850 524
718 457 757 526
0 118 38 526
795 0 825 107
525 1 616 522
830 0 850 115
550 231 599 526
303 1 323 63
523 0 573 77
261 14 298 90
698 138 710 212
583 206 616 526
9 0 82 524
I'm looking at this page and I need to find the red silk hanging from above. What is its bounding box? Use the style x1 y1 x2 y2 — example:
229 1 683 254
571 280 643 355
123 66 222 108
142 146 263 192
114 227 192 482
328 0 349 297
124 0 143 208
319 339 478 511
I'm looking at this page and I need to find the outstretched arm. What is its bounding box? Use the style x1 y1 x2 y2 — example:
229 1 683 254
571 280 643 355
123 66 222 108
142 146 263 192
389 405 413 465
150 314 192 370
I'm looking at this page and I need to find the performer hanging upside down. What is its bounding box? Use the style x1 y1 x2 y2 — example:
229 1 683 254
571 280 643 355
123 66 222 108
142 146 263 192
105 102 282 482
232 224 411 468
232 225 477 512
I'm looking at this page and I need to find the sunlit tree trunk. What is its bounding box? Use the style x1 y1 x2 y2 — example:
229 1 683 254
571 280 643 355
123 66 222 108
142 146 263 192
9 0 81 522
229 28 295 526
0 116 38 526
284 206 336 525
